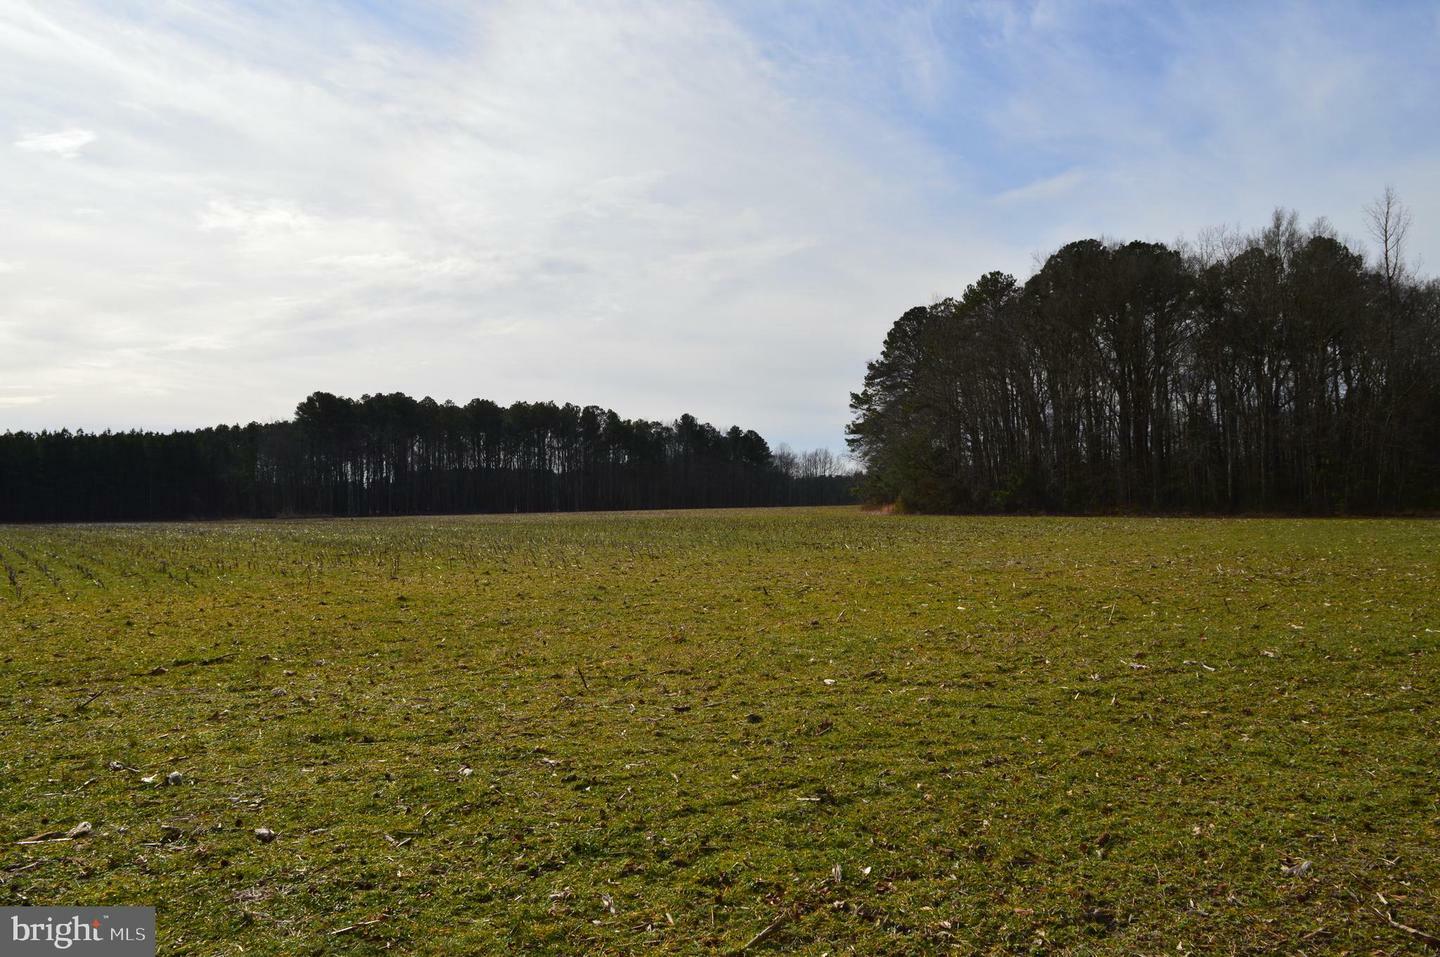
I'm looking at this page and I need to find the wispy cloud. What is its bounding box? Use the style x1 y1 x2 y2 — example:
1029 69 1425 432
993 168 1088 206
14 128 94 158
0 0 1436 448
0 393 51 407
197 200 317 235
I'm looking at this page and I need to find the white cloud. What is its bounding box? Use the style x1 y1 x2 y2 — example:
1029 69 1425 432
0 1 1434 449
197 200 317 235
0 0 983 447
0 393 50 407
993 168 1088 205
13 127 94 158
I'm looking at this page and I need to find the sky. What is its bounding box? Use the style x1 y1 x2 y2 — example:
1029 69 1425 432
3 0 1438 452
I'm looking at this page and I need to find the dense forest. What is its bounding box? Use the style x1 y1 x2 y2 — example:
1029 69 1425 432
848 196 1440 513
0 393 854 522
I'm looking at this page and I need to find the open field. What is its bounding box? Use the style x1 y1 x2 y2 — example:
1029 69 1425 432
1 508 1437 955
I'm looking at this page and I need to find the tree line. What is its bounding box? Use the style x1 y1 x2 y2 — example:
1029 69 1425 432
0 393 854 522
848 195 1440 513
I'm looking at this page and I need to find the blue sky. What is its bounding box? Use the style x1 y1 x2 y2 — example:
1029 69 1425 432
2 0 1437 452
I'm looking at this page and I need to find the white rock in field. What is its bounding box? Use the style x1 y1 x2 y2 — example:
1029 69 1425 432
165 771 185 786
253 827 277 843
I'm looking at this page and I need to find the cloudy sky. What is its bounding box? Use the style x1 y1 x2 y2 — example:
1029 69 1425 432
3 0 1438 450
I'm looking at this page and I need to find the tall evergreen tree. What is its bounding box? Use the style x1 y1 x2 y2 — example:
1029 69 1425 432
849 204 1440 514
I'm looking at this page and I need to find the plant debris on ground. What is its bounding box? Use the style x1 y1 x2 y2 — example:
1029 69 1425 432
0 508 1436 954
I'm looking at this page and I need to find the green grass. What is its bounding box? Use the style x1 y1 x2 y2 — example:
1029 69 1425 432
1 508 1437 954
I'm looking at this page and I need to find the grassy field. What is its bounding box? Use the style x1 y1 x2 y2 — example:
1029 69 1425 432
0 508 1436 955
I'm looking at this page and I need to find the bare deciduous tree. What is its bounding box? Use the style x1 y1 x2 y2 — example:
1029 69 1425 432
1367 185 1413 291
849 201 1440 514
